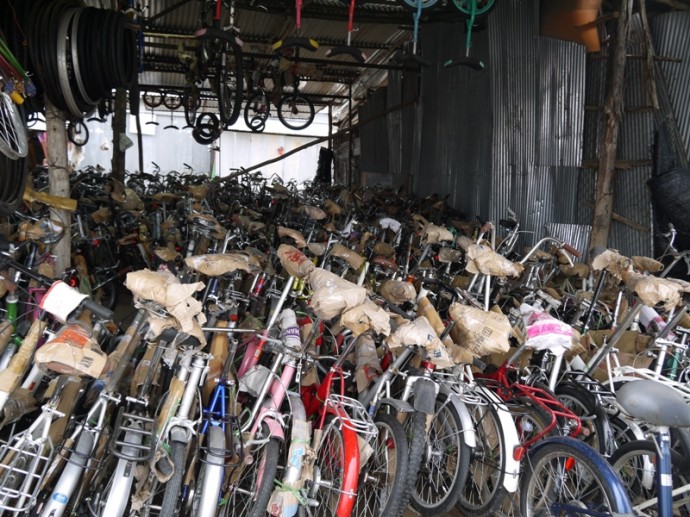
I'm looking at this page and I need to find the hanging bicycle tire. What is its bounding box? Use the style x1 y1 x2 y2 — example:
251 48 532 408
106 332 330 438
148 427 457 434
277 93 315 131
243 92 270 133
67 120 89 147
183 86 200 128
216 39 244 127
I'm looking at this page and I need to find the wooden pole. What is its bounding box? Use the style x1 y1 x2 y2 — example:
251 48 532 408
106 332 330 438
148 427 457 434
111 87 127 192
44 98 71 277
328 103 333 151
589 0 633 253
638 0 659 112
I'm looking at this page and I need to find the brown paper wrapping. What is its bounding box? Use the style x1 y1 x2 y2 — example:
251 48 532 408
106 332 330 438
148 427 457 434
340 300 391 337
354 333 382 392
302 205 328 220
373 242 395 258
621 271 689 311
323 199 342 216
465 244 523 278
155 376 187 441
591 249 630 279
35 324 107 378
155 247 180 262
559 263 590 278
188 184 208 201
91 206 111 224
0 319 46 396
386 316 453 368
449 303 512 357
277 244 315 279
278 227 307 249
438 248 463 263
130 342 160 397
23 185 78 212
379 280 417 305
0 320 14 360
307 242 327 256
184 253 256 277
330 243 366 271
309 268 368 320
424 224 454 244
203 321 229 403
631 256 664 273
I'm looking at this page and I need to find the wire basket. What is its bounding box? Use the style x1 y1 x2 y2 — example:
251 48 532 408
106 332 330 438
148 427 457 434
326 394 378 440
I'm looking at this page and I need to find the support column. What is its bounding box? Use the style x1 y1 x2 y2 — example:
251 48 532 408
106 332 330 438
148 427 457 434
111 87 127 192
589 0 633 252
45 99 71 277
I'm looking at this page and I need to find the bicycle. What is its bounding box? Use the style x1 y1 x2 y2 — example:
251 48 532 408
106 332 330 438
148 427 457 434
189 0 244 127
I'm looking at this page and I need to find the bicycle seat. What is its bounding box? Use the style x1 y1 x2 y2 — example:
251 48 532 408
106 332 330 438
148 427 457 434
616 380 690 428
327 45 366 63
371 255 399 273
499 218 518 231
443 56 484 71
272 37 319 53
392 50 430 68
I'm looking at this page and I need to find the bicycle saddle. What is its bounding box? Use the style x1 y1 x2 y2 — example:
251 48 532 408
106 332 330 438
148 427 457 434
327 45 366 63
443 56 484 71
617 380 690 428
272 37 319 53
371 255 399 273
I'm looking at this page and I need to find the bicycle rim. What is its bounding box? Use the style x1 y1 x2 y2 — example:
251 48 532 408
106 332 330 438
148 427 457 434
216 42 243 127
277 93 315 131
0 93 28 159
308 418 346 516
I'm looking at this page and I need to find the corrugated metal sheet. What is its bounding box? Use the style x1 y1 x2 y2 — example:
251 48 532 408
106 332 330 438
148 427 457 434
487 0 586 247
651 12 690 165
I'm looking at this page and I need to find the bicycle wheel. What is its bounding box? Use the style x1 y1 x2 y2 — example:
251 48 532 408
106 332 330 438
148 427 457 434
352 413 409 517
216 41 243 127
0 92 28 159
243 92 269 133
610 439 690 516
521 437 633 516
411 395 471 515
277 93 315 131
67 120 89 146
223 434 280 517
159 440 187 516
457 398 508 516
191 426 225 517
183 86 200 128
556 384 609 454
301 416 348 517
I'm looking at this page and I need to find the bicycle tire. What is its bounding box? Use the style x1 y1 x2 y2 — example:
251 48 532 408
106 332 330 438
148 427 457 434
142 91 162 109
243 92 270 133
351 413 409 517
410 395 471 515
222 433 280 517
609 439 689 515
457 396 508 516
93 276 118 311
277 93 315 131
300 416 351 517
183 86 200 128
521 437 634 515
556 383 609 454
162 91 182 111
0 92 28 159
159 440 187 516
216 40 244 127
192 426 225 517
67 120 89 147
397 411 427 516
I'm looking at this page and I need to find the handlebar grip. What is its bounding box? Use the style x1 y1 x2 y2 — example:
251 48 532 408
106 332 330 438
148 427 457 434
472 356 487 371
562 244 581 258
479 222 492 234
81 298 114 321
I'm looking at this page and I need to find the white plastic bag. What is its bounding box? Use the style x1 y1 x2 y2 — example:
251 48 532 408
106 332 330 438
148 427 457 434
520 304 573 356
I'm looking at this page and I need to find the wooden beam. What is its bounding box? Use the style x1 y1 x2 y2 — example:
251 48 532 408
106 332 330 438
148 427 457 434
45 98 71 277
639 0 660 112
590 0 633 252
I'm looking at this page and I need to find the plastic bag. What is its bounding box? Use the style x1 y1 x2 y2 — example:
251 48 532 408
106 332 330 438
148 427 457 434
340 299 391 337
520 304 573 355
591 249 630 279
35 323 107 378
386 316 453 368
379 218 401 233
449 303 512 357
309 268 367 320
277 244 315 279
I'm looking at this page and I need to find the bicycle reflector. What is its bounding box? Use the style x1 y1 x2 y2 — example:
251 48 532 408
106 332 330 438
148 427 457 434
513 445 526 462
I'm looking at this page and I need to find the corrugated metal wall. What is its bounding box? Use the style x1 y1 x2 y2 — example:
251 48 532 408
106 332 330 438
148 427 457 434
651 12 690 164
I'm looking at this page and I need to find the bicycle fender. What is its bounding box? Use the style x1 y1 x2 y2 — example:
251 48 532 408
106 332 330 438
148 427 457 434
439 385 476 449
413 378 438 414
528 436 634 516
378 397 415 413
475 386 521 493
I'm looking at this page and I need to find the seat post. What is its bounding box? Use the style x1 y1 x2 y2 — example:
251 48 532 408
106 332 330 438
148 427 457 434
655 427 673 517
